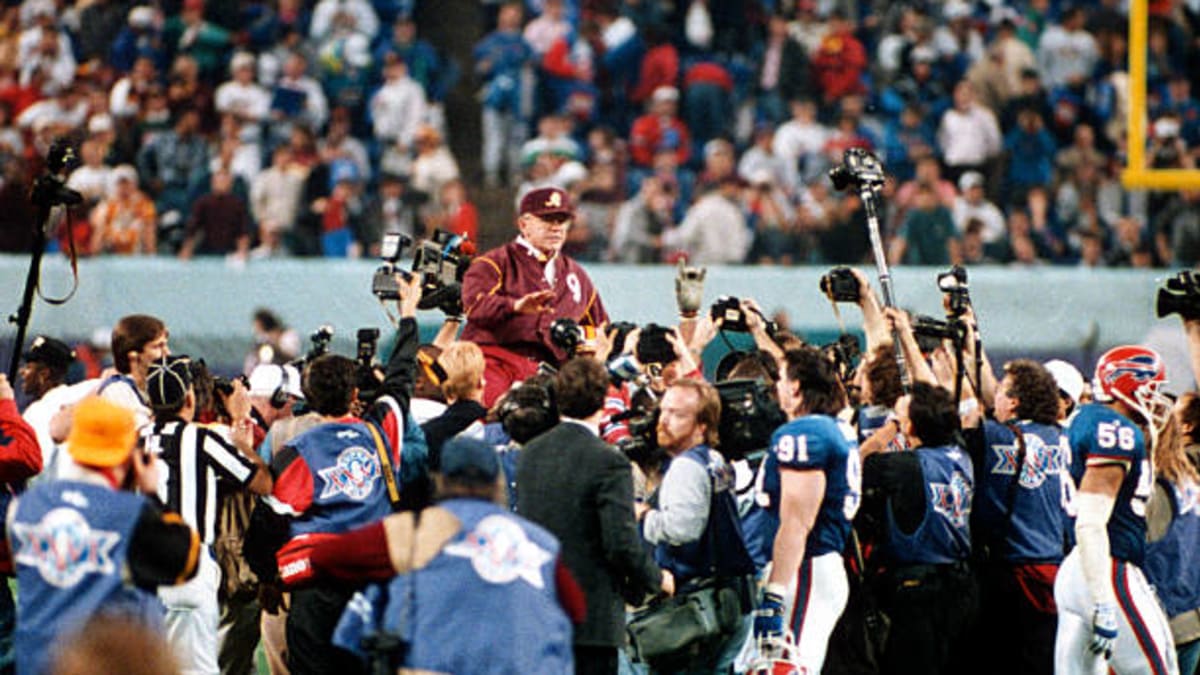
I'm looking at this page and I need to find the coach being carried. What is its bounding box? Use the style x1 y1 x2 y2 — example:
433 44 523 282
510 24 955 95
460 187 608 406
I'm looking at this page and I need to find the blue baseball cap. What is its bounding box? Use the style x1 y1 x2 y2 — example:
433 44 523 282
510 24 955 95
440 437 500 481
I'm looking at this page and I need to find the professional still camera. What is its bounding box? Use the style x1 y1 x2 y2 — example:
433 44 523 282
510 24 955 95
549 318 599 356
819 267 860 304
912 315 964 353
937 265 971 317
710 296 779 336
1156 270 1200 321
635 324 677 367
355 327 382 401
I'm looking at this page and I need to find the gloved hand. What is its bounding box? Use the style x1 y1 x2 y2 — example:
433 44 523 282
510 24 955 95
674 259 706 318
1089 602 1119 659
753 587 786 639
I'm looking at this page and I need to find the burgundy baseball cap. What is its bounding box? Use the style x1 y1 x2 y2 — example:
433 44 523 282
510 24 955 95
519 187 574 218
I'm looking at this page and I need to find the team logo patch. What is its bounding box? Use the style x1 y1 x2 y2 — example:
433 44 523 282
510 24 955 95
991 433 1066 488
930 472 971 529
11 507 120 588
318 446 381 501
444 515 552 589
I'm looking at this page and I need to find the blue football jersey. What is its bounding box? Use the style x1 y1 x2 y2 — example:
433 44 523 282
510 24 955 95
1067 403 1153 565
755 415 861 558
975 420 1071 563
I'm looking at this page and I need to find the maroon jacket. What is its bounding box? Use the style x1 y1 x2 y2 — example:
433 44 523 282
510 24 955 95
460 241 608 365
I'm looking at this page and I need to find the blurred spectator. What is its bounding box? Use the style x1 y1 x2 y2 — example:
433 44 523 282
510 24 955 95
1055 124 1104 181
952 171 1006 245
18 6 76 92
811 10 867 112
309 0 379 43
369 55 428 153
662 176 749 265
773 98 829 191
881 104 937 183
893 156 958 227
932 0 984 78
162 0 232 82
1036 6 1098 92
745 169 797 264
523 0 570 56
375 16 442 103
609 174 675 263
110 5 167 75
179 168 252 260
90 165 157 256
1153 190 1200 267
270 51 328 139
681 59 734 151
429 179 479 243
410 125 460 203
890 184 958 265
629 24 679 108
316 33 373 120
17 85 88 133
214 52 269 158
316 162 366 257
738 125 789 193
319 110 371 182
882 46 950 120
630 86 690 168
755 13 813 125
109 57 159 121
66 138 114 207
366 172 416 247
938 80 1002 182
474 1 534 187
1003 107 1057 196
696 138 735 191
250 146 304 257
165 55 217 134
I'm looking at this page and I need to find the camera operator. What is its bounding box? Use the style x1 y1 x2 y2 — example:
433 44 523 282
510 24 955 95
246 363 305 442
961 359 1070 675
752 346 859 673
251 273 423 675
460 187 609 407
859 381 978 675
633 379 756 672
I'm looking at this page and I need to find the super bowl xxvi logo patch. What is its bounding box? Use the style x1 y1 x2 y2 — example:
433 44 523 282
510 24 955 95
318 446 381 501
444 515 552 589
11 507 119 588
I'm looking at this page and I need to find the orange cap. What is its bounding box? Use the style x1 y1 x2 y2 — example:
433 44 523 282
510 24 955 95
67 397 137 468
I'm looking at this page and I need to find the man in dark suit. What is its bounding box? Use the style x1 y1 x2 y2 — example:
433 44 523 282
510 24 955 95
517 357 672 675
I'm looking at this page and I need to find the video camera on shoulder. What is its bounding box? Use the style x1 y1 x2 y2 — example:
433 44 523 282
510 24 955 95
710 296 779 336
413 229 475 312
613 393 662 470
1157 270 1200 321
372 232 414 300
819 267 860 304
715 379 785 461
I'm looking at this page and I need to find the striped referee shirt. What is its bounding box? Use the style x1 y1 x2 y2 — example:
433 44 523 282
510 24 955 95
142 419 258 547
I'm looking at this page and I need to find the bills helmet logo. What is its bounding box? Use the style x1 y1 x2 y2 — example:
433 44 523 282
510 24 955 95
11 507 119 588
444 515 552 589
318 446 381 501
1094 346 1165 405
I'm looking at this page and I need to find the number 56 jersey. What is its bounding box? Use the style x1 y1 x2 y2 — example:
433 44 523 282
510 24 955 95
1066 403 1151 566
756 414 862 558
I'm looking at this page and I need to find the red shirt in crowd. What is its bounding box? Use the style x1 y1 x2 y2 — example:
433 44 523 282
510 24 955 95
629 114 690 167
812 29 868 102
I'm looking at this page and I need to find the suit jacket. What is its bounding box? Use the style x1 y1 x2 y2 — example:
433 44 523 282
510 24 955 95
516 421 662 647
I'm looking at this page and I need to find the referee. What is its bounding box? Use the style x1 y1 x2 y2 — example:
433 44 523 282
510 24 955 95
142 355 272 675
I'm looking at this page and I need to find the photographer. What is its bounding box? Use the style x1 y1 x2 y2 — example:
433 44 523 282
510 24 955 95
859 381 978 675
256 274 423 675
460 187 609 407
633 379 756 672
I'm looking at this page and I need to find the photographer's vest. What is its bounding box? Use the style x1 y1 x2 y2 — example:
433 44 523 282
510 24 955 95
11 481 163 675
282 421 398 546
384 499 574 675
974 420 1070 563
885 445 974 566
654 446 756 586
1144 478 1200 624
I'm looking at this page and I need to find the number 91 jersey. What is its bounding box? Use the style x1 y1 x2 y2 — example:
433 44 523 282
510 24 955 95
1066 403 1152 566
756 414 862 558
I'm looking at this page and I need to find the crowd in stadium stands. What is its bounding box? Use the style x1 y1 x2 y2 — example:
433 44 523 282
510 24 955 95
0 0 1191 268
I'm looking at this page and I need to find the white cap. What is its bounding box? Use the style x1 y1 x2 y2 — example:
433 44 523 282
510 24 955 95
230 51 256 72
248 364 305 400
943 0 971 20
651 86 679 104
958 171 985 191
128 6 156 28
88 113 114 135
1044 359 1085 405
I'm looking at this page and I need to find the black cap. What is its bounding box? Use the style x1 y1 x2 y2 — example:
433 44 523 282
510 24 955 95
23 335 75 370
146 355 193 410
440 437 500 481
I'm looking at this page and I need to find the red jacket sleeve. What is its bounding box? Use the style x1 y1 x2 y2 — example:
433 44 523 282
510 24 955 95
542 38 578 79
270 449 314 516
309 520 395 581
0 399 42 482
